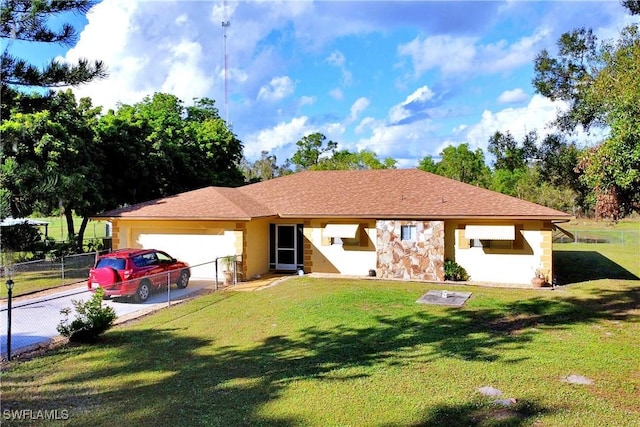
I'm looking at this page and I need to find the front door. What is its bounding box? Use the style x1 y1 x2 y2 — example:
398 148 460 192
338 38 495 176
275 224 297 270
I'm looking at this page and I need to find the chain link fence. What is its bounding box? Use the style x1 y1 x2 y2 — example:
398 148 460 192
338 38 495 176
2 254 244 360
2 251 244 298
1 251 108 297
553 229 639 245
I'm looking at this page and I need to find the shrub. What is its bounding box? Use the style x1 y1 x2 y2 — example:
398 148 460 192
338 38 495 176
444 259 469 281
1 222 43 252
57 288 117 343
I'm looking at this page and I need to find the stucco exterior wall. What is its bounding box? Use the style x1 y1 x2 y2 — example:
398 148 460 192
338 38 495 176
449 220 554 285
243 218 271 280
304 219 377 275
109 216 556 285
109 219 242 280
376 220 445 280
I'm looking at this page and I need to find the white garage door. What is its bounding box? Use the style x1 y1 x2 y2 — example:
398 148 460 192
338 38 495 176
137 233 236 280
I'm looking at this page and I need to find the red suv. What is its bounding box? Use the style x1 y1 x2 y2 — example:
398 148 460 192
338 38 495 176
88 249 190 302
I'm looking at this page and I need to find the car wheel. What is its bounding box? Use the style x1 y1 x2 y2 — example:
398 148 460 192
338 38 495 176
176 269 189 289
134 280 152 303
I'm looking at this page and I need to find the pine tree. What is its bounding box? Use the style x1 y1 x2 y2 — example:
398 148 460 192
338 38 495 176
1 0 108 118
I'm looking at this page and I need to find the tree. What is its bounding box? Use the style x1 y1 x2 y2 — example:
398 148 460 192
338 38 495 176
182 97 244 189
95 93 244 207
0 90 102 248
488 131 538 172
315 149 396 170
437 144 490 186
1 0 107 118
1 92 244 251
290 133 337 171
417 155 438 174
532 28 601 132
622 0 640 15
537 133 588 213
533 7 640 219
486 131 542 198
417 144 490 187
241 150 281 182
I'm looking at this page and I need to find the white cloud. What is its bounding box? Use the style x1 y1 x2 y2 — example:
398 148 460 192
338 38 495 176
398 26 550 78
329 88 344 100
257 76 296 102
299 96 316 107
348 97 370 123
462 94 567 152
398 35 477 75
355 117 376 134
160 40 213 101
326 49 353 86
175 14 188 26
406 86 435 104
389 85 434 123
244 116 311 158
354 95 440 163
482 27 550 73
326 50 345 67
356 119 436 167
497 88 529 104
61 0 147 108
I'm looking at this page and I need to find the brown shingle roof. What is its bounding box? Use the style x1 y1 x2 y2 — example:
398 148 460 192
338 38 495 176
96 169 570 220
97 186 273 220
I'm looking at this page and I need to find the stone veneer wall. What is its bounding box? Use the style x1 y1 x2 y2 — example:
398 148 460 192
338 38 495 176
376 220 445 281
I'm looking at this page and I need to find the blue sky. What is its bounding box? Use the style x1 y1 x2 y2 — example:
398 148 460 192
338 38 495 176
16 0 635 167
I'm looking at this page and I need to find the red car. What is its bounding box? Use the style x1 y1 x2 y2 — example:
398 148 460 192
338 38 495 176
88 249 190 302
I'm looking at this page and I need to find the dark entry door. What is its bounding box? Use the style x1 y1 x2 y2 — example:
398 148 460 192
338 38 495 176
275 224 297 270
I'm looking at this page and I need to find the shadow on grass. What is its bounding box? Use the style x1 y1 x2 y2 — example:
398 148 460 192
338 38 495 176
410 400 555 427
2 284 638 426
553 250 639 285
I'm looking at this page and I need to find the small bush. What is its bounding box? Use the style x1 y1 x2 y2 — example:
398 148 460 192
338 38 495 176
57 288 117 343
444 259 469 281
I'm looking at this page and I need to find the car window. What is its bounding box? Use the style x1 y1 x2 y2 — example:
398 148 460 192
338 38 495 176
133 252 158 267
96 258 126 270
156 251 173 263
132 255 147 267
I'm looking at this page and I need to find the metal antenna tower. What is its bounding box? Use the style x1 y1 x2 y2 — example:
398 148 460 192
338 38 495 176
222 0 230 125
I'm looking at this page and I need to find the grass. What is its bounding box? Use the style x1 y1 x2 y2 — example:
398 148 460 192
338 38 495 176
30 216 108 242
1 219 638 426
1 216 106 297
0 253 97 298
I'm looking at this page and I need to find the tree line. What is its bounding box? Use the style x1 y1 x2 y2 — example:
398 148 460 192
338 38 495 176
1 0 638 254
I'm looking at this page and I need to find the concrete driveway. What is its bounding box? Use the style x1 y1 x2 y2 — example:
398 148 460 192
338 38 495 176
0 279 215 359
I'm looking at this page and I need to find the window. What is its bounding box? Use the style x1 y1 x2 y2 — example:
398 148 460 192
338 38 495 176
322 224 368 247
470 238 483 248
471 239 513 249
401 225 417 241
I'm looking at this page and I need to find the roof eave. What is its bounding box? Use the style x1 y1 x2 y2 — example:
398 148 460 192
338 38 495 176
278 213 572 221
92 215 256 222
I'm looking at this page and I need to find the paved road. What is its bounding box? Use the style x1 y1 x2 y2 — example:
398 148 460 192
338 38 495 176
0 279 214 359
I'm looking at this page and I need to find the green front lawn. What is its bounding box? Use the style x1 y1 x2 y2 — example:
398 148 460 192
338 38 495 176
2 218 638 425
2 276 639 426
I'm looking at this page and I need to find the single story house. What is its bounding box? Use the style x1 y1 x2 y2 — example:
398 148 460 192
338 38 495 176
94 169 571 286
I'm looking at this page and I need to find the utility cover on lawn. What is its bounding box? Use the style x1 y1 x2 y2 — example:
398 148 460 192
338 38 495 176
417 290 472 307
